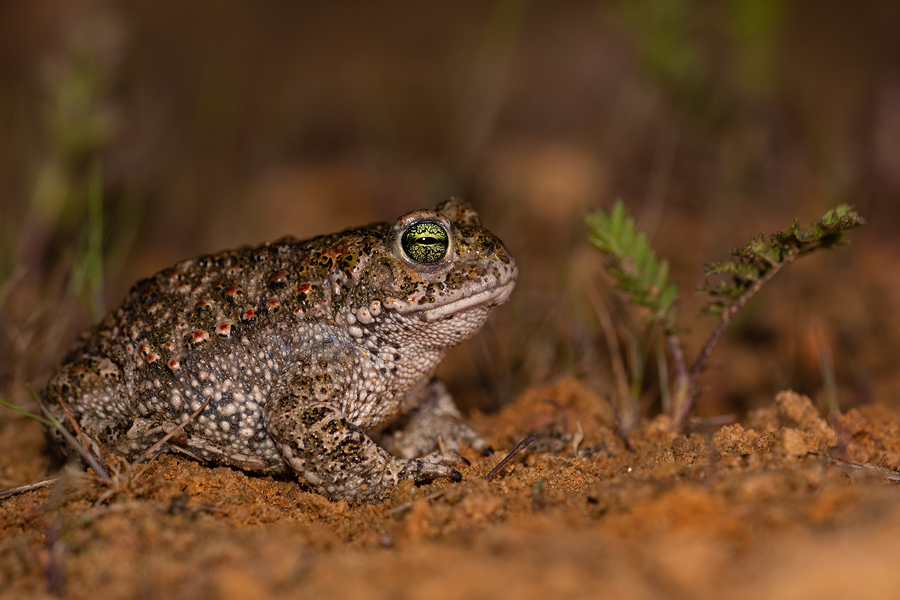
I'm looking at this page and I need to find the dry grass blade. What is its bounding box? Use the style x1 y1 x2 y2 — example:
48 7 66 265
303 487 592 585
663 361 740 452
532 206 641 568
84 500 224 521
389 489 446 518
132 397 211 468
24 384 112 483
604 395 636 453
2 391 111 483
829 457 900 482
587 286 635 429
0 478 59 500
1 389 211 507
485 433 535 482
90 397 212 506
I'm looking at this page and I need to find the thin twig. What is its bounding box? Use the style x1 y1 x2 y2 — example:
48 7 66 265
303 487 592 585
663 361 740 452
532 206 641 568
55 397 97 458
388 489 446 518
656 341 671 416
815 453 900 482
485 433 535 482
687 254 793 390
0 478 59 500
84 499 224 520
128 397 211 471
24 385 111 483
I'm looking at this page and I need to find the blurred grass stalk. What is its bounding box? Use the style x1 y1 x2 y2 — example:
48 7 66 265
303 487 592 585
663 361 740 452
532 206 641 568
815 325 839 418
449 0 528 175
70 159 106 324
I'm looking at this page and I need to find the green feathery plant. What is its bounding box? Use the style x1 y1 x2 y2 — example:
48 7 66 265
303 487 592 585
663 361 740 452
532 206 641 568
586 202 680 330
586 201 865 425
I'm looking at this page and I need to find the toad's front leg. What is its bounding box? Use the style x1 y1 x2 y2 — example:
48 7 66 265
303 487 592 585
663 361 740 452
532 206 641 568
263 379 461 503
381 379 492 459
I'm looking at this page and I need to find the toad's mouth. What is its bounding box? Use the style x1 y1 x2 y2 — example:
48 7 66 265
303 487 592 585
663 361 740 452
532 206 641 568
386 278 516 322
420 279 516 322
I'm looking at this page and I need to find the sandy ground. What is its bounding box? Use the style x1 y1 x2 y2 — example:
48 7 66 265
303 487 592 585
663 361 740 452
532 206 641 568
4 381 900 599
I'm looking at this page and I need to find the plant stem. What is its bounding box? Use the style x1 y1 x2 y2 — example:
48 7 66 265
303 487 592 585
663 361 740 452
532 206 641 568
666 331 689 420
677 248 798 423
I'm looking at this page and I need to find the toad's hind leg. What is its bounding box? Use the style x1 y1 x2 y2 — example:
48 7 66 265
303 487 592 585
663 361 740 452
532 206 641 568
263 389 461 503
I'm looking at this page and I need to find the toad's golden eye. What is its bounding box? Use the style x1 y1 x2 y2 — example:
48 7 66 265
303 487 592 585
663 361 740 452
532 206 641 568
401 222 449 264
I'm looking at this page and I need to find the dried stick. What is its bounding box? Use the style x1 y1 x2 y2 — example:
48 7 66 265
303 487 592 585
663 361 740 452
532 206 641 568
485 433 535 482
0 478 59 500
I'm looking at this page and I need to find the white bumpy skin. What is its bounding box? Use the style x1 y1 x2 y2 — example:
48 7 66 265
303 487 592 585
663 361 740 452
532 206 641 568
43 198 517 502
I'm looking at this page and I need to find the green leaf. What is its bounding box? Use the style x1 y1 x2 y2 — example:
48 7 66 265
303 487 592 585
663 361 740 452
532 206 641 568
586 201 680 330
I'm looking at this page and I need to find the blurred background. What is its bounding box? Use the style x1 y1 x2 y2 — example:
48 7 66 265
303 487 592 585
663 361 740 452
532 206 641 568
1 0 899 424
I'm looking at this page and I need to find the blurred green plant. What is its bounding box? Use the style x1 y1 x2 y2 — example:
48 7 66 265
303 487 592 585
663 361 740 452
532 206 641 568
34 21 121 323
726 0 785 99
615 0 786 117
586 201 865 425
0 8 134 405
618 0 707 115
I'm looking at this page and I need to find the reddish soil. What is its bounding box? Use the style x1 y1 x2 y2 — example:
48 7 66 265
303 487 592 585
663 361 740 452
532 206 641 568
4 382 900 599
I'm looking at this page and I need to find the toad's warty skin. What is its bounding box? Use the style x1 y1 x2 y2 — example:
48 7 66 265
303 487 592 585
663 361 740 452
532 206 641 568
42 198 516 502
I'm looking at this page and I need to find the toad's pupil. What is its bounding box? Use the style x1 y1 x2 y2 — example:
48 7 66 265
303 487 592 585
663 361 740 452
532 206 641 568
401 222 449 263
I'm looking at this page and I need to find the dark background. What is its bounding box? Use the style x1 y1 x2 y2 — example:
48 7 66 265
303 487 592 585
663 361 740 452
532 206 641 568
2 0 899 420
